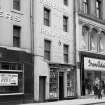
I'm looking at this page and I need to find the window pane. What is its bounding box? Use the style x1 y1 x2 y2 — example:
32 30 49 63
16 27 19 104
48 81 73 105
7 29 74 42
13 37 20 47
64 0 68 6
13 0 20 11
63 16 68 32
44 8 50 26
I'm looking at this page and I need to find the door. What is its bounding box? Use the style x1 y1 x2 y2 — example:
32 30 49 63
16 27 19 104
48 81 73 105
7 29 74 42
59 72 64 100
39 76 46 102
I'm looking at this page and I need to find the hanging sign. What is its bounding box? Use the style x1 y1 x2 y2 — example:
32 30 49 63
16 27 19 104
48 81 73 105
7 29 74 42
0 73 18 86
84 57 105 71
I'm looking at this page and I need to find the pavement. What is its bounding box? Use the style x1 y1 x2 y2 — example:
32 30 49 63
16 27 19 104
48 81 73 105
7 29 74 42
19 97 105 105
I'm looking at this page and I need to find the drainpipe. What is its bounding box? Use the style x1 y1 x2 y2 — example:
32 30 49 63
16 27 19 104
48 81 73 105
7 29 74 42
73 0 77 97
30 0 34 102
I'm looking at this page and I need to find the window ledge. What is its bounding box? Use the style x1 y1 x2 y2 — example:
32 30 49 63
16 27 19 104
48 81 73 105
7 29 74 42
78 12 105 25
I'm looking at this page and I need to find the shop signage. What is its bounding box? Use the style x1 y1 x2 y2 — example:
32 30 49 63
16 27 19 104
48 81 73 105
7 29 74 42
0 73 18 86
84 57 105 71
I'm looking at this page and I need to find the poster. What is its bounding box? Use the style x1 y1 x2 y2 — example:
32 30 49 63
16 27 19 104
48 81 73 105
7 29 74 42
0 73 18 86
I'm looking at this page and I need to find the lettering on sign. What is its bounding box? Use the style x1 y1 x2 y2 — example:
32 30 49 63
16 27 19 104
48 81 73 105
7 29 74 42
84 57 105 71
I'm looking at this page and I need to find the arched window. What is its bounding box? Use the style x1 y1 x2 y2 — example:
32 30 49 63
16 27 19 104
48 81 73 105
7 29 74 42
80 26 89 50
90 29 97 51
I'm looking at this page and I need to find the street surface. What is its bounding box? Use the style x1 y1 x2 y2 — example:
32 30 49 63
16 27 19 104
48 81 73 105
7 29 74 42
92 103 105 105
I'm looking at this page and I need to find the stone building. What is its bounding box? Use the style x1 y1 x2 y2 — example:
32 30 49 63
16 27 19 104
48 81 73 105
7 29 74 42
33 0 76 102
75 0 105 97
0 0 33 103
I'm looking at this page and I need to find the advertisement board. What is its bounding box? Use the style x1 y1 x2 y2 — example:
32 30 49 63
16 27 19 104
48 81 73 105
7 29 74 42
0 73 18 86
84 57 105 71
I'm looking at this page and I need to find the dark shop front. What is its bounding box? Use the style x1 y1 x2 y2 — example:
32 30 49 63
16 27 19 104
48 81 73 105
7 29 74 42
80 52 105 96
0 47 34 104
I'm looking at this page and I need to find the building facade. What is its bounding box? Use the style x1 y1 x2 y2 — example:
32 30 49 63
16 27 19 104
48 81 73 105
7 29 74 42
75 0 105 97
33 0 76 102
0 0 33 103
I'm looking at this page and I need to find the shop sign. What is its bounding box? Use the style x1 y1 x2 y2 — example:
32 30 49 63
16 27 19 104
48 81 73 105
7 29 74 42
84 57 105 71
0 73 18 86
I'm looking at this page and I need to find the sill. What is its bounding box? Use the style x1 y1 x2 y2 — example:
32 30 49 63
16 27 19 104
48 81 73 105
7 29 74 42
0 93 24 96
11 9 24 15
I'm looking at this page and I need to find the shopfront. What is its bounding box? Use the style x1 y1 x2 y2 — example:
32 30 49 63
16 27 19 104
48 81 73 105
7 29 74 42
49 63 76 100
80 52 105 96
0 47 33 104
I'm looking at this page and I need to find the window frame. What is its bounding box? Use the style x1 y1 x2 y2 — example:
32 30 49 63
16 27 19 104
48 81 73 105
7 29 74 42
63 44 69 63
96 0 102 19
13 0 21 11
44 7 50 26
82 0 88 14
13 25 21 47
63 16 68 32
44 40 51 61
64 0 68 6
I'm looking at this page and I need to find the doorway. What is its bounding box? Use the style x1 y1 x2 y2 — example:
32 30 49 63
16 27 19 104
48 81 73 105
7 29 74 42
59 72 64 100
39 76 46 102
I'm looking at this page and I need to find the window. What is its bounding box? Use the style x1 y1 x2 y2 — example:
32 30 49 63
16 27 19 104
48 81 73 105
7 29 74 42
13 0 20 11
63 16 68 32
44 40 51 61
64 0 68 6
81 26 89 50
44 8 50 26
0 62 23 94
96 0 101 18
90 29 97 51
82 0 88 14
13 26 21 47
63 44 69 63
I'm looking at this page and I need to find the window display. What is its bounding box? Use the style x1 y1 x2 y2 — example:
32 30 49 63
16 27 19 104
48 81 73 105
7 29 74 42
0 62 24 94
67 70 75 96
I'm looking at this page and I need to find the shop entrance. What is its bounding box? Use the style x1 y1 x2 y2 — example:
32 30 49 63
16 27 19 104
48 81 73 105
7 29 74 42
59 72 64 100
39 76 46 102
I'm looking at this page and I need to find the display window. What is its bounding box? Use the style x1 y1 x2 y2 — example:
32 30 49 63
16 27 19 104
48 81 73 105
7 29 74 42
0 62 24 95
49 69 58 98
67 70 75 97
84 70 105 95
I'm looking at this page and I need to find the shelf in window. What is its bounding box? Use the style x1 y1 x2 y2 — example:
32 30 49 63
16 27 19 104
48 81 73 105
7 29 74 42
0 93 24 96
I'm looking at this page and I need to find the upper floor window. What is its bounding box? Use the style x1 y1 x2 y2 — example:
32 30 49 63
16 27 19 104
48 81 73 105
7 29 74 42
81 26 89 50
82 0 88 14
44 40 51 61
90 29 97 51
13 0 20 11
64 0 68 6
96 0 101 18
13 25 21 47
44 7 50 26
63 44 69 63
63 16 68 32
99 32 104 52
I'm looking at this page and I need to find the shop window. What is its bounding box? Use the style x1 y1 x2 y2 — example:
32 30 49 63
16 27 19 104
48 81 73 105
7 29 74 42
49 69 58 98
44 7 50 26
63 16 68 32
96 0 102 19
13 0 21 11
67 70 75 97
44 40 51 61
13 25 21 47
63 44 69 63
0 62 24 94
82 0 88 14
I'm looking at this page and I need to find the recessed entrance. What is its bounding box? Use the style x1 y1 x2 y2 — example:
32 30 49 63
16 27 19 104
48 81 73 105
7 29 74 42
59 72 64 100
39 76 46 102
